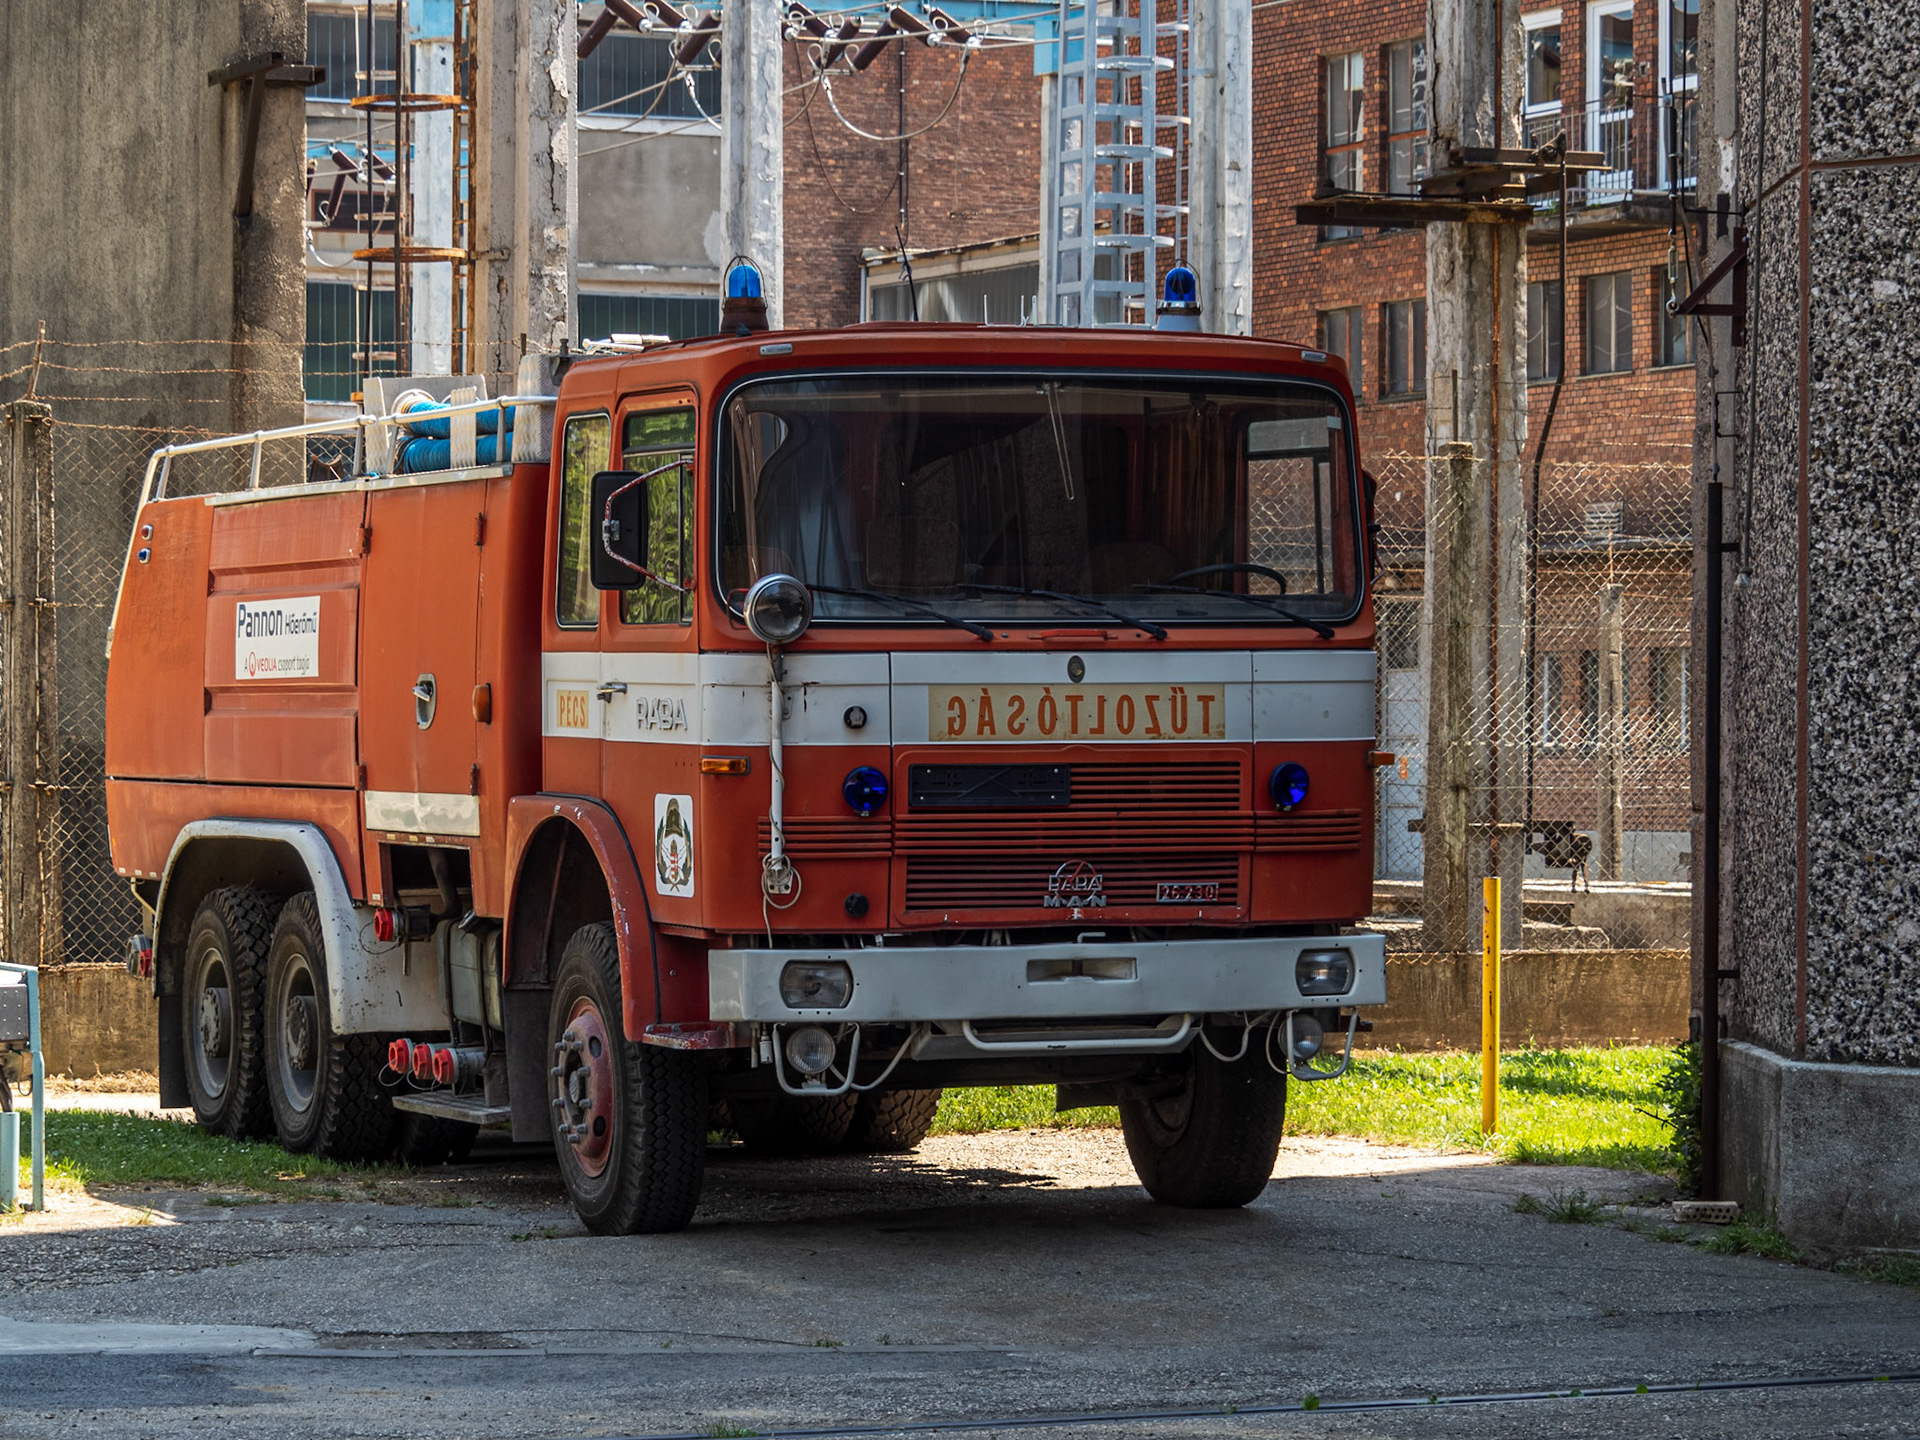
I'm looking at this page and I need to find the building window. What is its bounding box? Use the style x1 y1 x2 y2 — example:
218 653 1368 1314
1383 300 1426 397
1320 307 1364 397
1522 12 1562 149
1323 52 1366 239
1584 271 1633 374
1656 269 1695 366
1384 39 1427 196
578 28 720 121
1539 654 1564 745
1587 1 1636 194
1660 0 1700 189
308 9 398 102
1650 647 1689 749
578 292 720 344
1527 279 1564 381
303 281 395 403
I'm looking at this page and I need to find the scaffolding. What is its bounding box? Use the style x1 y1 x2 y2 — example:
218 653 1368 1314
1049 0 1188 327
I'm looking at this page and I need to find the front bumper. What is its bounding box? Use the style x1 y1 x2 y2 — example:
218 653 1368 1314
708 933 1387 1025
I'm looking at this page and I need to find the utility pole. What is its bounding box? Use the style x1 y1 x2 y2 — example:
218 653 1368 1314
1420 0 1528 950
721 0 784 327
474 0 576 393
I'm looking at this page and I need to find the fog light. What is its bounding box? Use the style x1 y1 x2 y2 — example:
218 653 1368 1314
1288 1012 1325 1063
779 959 853 1009
1296 947 1353 996
842 765 888 815
784 1025 837 1076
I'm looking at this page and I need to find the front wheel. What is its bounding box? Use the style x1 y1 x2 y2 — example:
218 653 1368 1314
548 923 706 1234
1119 1036 1288 1209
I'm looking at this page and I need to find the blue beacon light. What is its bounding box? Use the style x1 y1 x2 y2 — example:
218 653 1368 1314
843 766 889 816
726 261 764 299
1270 762 1310 811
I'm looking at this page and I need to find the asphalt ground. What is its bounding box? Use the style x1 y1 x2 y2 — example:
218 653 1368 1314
2 1123 1917 1440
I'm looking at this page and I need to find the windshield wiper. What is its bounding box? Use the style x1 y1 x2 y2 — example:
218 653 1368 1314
959 583 1168 641
1133 583 1336 640
808 584 996 641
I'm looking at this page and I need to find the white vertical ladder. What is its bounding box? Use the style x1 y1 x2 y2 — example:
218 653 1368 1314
1050 0 1188 327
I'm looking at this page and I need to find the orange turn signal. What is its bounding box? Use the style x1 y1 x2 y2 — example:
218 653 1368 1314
700 756 751 776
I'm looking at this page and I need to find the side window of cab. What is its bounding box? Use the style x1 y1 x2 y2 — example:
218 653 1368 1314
617 406 696 626
555 412 612 628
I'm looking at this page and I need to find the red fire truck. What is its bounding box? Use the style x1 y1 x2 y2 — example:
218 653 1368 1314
106 302 1388 1233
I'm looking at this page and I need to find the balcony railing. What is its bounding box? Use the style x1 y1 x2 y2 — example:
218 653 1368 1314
1523 90 1696 208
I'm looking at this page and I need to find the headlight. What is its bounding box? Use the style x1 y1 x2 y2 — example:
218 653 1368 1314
842 765 888 815
783 1025 838 1075
1270 761 1310 810
1296 947 1353 996
744 573 812 646
779 959 853 1009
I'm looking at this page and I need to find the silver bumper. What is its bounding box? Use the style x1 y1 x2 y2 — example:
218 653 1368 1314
707 933 1387 1025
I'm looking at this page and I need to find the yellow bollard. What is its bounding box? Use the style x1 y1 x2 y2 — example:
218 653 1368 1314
1482 876 1501 1136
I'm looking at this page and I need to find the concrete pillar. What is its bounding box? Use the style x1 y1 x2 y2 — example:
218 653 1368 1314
721 0 784 328
474 0 576 394
2 403 57 968
1421 0 1528 948
1707 0 1920 1247
1595 582 1625 880
1187 0 1251 336
411 2 455 376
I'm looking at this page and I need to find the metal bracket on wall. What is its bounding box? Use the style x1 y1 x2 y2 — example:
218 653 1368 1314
206 52 327 220
1672 232 1749 347
1294 138 1607 230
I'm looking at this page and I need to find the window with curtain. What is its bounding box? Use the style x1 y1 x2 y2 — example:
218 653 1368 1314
1584 271 1633 374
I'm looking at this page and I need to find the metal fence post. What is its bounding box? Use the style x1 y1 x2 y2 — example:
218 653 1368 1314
3 400 57 968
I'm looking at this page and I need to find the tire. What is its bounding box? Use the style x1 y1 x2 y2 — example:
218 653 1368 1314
730 1092 858 1155
181 886 281 1140
549 923 706 1234
263 893 395 1160
843 1088 942 1153
1119 1034 1288 1209
392 1111 479 1167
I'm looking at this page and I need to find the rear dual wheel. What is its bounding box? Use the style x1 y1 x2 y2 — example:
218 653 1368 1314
264 894 395 1161
181 887 282 1139
731 1088 942 1156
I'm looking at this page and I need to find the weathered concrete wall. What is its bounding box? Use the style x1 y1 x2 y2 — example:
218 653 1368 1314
0 0 306 428
1363 950 1690 1053
577 132 722 292
36 965 159 1077
1721 1040 1920 1249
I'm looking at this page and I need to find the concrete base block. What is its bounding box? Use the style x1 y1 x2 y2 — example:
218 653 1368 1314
1721 1039 1920 1250
39 965 159 1077
1365 949 1690 1051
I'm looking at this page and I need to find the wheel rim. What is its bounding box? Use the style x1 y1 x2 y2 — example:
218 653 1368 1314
187 943 233 1102
552 997 616 1177
274 947 321 1116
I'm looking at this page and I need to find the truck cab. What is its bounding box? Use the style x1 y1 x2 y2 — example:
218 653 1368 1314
106 321 1387 1232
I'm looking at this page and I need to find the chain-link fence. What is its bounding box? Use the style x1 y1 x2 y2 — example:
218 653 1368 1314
1 335 303 967
1370 448 1693 906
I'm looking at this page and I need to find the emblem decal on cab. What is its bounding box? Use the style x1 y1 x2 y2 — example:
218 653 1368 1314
655 793 695 897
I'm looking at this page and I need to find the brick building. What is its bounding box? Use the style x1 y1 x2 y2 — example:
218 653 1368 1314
1252 0 1700 882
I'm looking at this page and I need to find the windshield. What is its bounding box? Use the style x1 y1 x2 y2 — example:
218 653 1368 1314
716 373 1361 627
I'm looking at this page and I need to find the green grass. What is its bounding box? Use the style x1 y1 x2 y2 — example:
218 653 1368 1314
1837 1255 1920 1290
11 1109 376 1197
931 1046 1675 1173
1513 1188 1613 1224
1702 1219 1802 1263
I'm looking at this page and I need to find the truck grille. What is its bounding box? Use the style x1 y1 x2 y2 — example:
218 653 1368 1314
897 758 1246 913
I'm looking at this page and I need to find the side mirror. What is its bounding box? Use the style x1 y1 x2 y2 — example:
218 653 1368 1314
589 470 647 590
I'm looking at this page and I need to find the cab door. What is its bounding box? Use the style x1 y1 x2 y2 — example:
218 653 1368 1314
595 395 702 930
359 475 487 839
